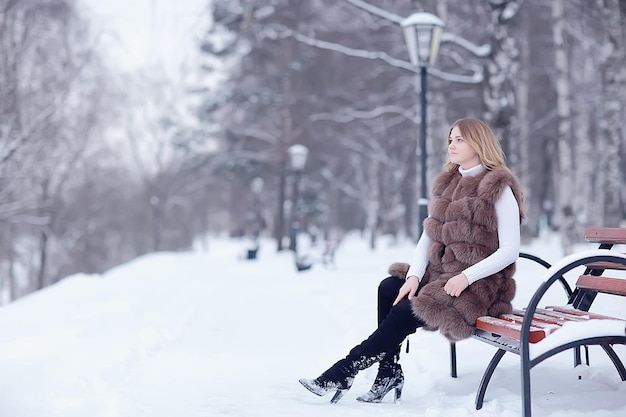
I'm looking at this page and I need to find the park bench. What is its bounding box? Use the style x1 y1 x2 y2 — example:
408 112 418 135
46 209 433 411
448 227 626 417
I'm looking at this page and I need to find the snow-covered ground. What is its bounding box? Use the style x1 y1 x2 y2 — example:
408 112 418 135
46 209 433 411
0 232 624 417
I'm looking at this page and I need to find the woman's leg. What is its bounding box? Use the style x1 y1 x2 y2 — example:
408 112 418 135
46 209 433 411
377 276 406 361
300 276 422 402
356 276 423 402
347 290 421 360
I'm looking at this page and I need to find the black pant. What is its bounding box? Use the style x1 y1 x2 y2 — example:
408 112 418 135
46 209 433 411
347 276 424 365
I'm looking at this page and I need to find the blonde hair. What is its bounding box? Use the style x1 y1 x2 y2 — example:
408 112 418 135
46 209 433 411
443 118 508 173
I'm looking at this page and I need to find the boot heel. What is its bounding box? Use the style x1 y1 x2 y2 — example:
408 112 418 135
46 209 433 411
330 389 346 404
393 382 404 403
357 362 404 403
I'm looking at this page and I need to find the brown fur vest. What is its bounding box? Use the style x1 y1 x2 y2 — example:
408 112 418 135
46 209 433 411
394 168 524 341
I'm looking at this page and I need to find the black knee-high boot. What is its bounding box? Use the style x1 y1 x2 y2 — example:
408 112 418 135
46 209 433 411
357 276 418 403
299 351 384 403
300 277 422 403
356 353 404 403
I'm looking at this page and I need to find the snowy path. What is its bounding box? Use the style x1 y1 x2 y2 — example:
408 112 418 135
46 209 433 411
0 234 624 416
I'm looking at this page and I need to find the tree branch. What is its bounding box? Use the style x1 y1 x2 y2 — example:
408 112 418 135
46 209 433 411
0 105 57 163
340 0 404 24
441 33 491 57
340 0 491 58
310 105 418 123
269 26 482 84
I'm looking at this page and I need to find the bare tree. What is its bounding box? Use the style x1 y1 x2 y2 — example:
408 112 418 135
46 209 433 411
597 0 624 226
552 0 577 253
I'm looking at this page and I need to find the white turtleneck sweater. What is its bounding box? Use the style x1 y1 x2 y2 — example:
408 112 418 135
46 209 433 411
406 164 520 284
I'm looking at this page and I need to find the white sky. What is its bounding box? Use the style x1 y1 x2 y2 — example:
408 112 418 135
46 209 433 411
0 232 624 416
79 0 210 76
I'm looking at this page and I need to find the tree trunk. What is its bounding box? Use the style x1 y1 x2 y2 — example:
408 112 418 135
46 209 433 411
552 0 577 254
483 0 522 168
515 2 535 241
599 0 624 226
37 231 48 290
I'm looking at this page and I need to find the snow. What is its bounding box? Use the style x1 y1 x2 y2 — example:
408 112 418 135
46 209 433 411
0 232 625 417
530 320 626 358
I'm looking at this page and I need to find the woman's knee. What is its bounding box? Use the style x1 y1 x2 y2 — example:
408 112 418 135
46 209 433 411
391 299 424 329
378 276 403 298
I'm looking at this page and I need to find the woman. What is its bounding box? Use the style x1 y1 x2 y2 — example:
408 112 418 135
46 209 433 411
299 118 524 404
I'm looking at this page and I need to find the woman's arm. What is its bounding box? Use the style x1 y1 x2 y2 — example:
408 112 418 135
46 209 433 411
406 229 431 281
394 229 431 305
462 186 521 284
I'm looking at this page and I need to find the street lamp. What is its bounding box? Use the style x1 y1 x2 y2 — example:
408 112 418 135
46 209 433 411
245 177 265 260
250 177 264 238
287 144 308 254
401 11 444 236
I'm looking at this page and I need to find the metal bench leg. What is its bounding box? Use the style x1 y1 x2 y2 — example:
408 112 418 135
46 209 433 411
601 344 626 380
573 345 590 367
450 342 457 378
574 346 582 366
475 349 506 409
574 345 593 366
521 350 532 417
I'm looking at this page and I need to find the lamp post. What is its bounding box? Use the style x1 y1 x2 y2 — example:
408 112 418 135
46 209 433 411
401 11 444 236
287 144 308 254
244 177 264 260
250 177 264 239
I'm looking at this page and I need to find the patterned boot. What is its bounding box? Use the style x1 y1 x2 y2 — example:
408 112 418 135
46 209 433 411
357 358 404 403
299 358 356 403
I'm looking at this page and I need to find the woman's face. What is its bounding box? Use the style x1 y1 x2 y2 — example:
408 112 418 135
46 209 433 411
448 126 480 169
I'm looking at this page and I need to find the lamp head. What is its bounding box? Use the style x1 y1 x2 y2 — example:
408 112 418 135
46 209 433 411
288 144 309 171
401 12 444 67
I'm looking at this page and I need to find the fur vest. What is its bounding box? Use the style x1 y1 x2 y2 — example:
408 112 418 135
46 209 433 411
394 168 524 341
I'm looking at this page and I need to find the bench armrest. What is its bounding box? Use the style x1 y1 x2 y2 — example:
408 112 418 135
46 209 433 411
520 250 626 358
519 252 572 298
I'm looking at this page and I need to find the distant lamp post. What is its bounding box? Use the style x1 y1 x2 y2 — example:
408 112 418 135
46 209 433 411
250 177 264 238
245 176 265 260
401 11 444 236
287 144 308 254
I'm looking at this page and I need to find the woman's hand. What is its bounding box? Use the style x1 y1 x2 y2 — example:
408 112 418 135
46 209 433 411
393 275 420 306
444 273 469 297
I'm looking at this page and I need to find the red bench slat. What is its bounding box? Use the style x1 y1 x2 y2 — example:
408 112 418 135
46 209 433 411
576 275 626 297
475 316 547 343
475 306 626 344
545 305 624 320
585 260 626 271
498 313 562 332
584 227 626 244
533 308 587 322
